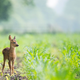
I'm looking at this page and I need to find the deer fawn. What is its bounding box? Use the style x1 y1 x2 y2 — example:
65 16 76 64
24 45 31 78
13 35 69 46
2 35 19 75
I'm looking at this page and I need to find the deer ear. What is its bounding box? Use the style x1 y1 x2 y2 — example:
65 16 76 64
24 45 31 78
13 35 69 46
14 36 16 39
9 35 12 40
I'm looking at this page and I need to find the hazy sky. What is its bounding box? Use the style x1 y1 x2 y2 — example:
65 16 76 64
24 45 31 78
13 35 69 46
46 0 58 8
46 0 68 15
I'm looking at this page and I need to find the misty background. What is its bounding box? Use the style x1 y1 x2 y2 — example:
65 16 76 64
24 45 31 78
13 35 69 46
0 0 80 34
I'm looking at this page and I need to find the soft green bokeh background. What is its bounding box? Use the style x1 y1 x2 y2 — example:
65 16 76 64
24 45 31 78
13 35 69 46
0 0 80 33
0 34 80 80
0 0 80 80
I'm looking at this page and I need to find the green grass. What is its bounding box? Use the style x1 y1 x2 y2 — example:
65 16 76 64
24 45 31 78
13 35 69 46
0 33 80 80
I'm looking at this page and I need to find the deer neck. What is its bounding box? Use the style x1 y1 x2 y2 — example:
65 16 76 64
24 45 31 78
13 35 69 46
10 45 16 54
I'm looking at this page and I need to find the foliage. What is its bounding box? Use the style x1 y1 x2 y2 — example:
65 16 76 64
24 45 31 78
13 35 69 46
0 0 12 21
0 34 80 80
22 34 80 80
23 0 34 6
0 0 34 21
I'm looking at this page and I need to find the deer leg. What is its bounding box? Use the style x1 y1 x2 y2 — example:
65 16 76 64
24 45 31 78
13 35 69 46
8 60 12 75
12 60 14 74
2 58 6 74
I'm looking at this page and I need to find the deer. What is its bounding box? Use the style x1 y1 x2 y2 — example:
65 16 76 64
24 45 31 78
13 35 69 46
2 35 19 75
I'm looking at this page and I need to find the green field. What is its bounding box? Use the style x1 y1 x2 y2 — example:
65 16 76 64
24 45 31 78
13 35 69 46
0 34 80 80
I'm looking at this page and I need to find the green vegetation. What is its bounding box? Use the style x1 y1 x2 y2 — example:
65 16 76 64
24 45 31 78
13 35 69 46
0 0 34 21
0 34 80 80
0 0 12 21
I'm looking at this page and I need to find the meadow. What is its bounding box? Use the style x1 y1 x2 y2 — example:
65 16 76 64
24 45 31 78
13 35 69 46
0 33 80 80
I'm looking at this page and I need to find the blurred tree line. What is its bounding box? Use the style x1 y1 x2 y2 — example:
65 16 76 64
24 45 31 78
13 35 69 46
0 0 34 21
0 0 12 21
0 0 80 33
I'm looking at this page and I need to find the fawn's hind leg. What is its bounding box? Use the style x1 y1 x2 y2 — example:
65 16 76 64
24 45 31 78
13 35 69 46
2 58 6 74
8 60 12 75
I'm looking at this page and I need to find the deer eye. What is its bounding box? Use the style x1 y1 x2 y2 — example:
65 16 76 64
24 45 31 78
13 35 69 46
13 42 15 44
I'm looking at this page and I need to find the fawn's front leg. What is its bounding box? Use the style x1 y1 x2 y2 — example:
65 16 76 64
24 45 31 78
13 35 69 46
8 60 12 75
12 60 14 74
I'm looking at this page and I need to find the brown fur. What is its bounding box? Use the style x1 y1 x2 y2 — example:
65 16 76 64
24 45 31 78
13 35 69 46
2 35 19 75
